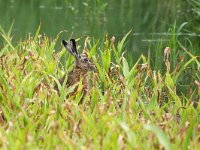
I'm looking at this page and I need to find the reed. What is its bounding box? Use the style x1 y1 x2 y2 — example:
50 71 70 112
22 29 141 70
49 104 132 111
0 25 199 149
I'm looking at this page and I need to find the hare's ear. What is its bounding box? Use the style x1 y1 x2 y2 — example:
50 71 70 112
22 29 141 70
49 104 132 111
62 39 78 57
70 39 78 55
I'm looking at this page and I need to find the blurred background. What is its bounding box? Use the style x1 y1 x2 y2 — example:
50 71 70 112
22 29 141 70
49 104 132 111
0 0 199 61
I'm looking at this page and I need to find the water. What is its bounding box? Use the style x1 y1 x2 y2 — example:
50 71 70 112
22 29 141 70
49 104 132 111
0 0 198 61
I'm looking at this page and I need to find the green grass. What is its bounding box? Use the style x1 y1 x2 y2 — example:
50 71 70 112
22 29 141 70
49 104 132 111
0 26 199 149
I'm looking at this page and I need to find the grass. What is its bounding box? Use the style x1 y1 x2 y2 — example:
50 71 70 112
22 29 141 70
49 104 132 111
0 25 199 149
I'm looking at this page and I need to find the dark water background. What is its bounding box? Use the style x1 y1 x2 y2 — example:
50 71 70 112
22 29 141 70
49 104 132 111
0 0 199 61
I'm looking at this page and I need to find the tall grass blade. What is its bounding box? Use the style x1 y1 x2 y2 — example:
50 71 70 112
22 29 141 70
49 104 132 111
144 124 172 150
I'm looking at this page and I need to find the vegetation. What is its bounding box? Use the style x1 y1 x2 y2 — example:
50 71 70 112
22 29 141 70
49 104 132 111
0 24 199 149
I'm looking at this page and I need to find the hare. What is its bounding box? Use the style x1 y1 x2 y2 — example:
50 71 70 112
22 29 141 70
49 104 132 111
57 39 96 103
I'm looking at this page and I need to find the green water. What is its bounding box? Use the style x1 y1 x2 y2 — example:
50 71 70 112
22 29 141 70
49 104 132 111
0 0 199 59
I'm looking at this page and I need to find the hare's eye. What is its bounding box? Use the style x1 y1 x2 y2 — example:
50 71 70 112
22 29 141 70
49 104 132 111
83 58 88 62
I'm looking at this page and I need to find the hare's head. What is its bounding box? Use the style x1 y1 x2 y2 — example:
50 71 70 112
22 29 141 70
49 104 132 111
62 39 96 72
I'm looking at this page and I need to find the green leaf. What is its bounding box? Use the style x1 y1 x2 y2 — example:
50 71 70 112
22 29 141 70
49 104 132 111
118 121 136 148
165 73 174 89
117 29 132 53
0 45 9 57
149 90 158 110
127 55 142 78
89 40 99 57
91 88 98 110
34 24 41 41
167 86 182 106
0 71 13 100
0 26 15 51
174 56 197 83
144 124 172 150
8 21 14 37
182 119 196 150
102 35 111 73
122 57 129 77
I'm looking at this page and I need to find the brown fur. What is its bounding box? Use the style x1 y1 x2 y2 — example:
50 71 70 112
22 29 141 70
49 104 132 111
55 39 96 103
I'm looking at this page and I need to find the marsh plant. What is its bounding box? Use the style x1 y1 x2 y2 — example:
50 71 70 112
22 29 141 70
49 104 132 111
0 26 199 149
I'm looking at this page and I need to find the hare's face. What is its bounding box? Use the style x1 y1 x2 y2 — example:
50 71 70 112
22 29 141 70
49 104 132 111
62 39 96 72
76 54 96 71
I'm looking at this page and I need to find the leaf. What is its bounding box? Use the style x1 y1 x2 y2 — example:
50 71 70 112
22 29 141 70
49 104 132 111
0 26 15 51
8 21 14 37
174 56 197 83
91 88 98 110
117 29 132 53
149 90 158 110
102 34 111 73
122 57 129 78
95 61 105 82
167 86 182 106
89 40 99 57
144 124 172 150
182 119 196 150
34 24 41 41
165 73 174 89
177 22 188 33
0 45 9 57
48 31 63 55
118 121 136 148
127 55 142 78
0 71 12 100
138 96 152 120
